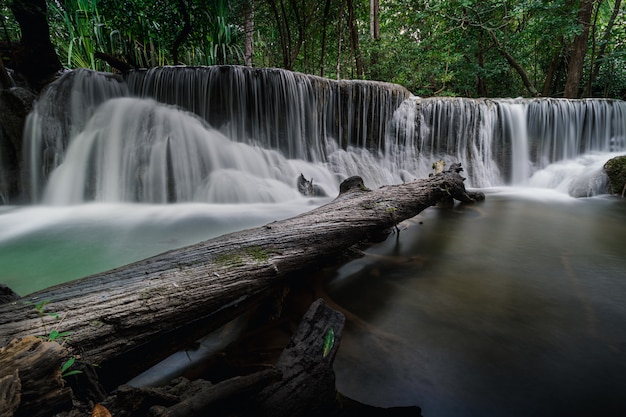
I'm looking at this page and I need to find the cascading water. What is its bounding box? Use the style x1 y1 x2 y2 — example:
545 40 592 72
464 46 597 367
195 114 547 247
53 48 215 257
2 66 626 417
23 69 129 199
42 97 323 204
389 96 626 192
19 67 626 205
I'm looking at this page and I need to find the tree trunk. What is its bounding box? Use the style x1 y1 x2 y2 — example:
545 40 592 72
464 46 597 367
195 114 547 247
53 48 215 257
0 336 73 417
0 167 483 388
171 0 192 65
541 46 564 97
81 299 422 416
336 0 346 78
244 0 255 67
346 0 363 77
9 0 62 89
370 0 380 40
476 30 488 96
319 0 331 76
564 0 595 98
485 28 539 97
584 0 621 96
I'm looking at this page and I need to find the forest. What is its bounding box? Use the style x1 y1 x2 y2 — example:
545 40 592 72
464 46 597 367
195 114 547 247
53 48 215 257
1 0 625 99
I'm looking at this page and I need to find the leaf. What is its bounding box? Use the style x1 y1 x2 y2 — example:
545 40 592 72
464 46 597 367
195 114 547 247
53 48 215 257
61 356 76 373
322 327 335 358
48 329 60 341
91 404 112 417
49 330 73 342
61 356 83 378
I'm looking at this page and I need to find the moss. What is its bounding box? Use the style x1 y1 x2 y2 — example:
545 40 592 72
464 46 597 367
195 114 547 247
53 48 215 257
245 246 270 262
214 252 245 267
214 246 270 267
604 155 626 196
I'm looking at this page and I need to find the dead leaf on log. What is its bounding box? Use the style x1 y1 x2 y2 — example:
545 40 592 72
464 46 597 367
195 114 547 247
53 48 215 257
91 403 112 417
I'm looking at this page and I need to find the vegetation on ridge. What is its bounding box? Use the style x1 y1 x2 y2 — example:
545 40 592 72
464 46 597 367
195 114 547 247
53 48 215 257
1 0 625 98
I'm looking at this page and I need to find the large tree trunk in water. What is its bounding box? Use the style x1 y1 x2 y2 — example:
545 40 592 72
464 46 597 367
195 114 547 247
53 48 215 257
9 0 62 89
0 166 483 389
564 0 595 98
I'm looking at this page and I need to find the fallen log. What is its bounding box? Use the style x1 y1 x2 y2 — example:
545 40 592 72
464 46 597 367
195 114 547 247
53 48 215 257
0 165 483 388
0 337 73 417
82 299 420 417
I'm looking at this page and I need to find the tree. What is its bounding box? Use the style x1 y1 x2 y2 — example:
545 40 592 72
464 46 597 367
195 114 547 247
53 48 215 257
9 0 61 88
370 0 380 40
346 0 363 77
564 0 596 98
4 0 625 97
244 0 254 66
171 0 192 64
584 0 623 96
264 0 318 70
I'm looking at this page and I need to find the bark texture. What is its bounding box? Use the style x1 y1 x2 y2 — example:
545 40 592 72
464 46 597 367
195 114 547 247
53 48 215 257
0 336 73 417
0 167 483 387
564 0 595 98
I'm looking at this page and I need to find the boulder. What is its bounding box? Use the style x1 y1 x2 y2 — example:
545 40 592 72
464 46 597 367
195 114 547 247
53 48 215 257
604 155 626 197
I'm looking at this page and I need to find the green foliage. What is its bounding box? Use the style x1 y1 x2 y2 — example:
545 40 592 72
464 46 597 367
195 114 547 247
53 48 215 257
60 356 83 377
31 299 73 343
29 299 83 379
4 0 625 97
322 327 334 358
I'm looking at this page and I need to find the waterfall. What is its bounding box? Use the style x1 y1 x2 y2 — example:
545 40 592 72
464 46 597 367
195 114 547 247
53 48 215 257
389 97 626 190
19 67 626 204
126 66 411 161
22 69 128 200
42 97 337 204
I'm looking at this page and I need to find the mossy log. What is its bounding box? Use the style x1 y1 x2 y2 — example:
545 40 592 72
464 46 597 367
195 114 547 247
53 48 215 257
0 165 483 388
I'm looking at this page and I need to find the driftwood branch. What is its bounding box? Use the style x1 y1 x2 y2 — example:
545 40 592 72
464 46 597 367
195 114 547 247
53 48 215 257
0 166 483 388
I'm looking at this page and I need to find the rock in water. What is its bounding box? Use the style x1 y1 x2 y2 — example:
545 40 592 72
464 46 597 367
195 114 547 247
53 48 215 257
297 173 327 197
604 155 626 196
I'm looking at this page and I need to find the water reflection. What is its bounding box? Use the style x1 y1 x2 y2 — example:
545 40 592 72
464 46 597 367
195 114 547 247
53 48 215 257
327 190 626 417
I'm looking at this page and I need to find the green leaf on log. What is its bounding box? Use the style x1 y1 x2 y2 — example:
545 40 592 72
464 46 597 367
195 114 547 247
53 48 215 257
322 327 335 358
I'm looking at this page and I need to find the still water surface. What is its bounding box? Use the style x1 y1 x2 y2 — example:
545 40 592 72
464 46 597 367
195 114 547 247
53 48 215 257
327 188 626 417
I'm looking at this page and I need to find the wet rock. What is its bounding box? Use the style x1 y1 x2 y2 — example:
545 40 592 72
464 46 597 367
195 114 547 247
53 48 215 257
297 173 327 197
604 155 626 197
0 284 19 304
0 86 36 203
